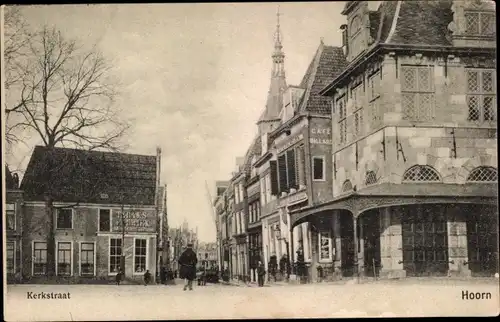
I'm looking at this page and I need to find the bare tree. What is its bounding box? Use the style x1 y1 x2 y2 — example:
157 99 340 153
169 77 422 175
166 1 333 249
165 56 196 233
5 17 130 276
3 6 33 147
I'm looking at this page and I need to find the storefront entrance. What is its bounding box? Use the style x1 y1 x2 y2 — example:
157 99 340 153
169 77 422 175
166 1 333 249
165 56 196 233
466 204 498 276
402 205 449 277
362 210 381 277
339 212 355 277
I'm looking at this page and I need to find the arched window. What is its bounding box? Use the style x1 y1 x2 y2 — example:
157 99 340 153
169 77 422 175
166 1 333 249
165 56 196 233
365 171 378 185
402 165 441 182
349 15 363 58
342 179 353 192
467 166 498 182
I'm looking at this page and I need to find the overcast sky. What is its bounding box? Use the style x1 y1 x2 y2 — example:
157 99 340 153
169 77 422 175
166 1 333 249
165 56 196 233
7 3 346 242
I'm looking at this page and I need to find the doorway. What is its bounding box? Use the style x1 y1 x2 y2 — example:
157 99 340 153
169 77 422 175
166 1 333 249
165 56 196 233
402 205 449 276
339 211 355 277
362 210 381 277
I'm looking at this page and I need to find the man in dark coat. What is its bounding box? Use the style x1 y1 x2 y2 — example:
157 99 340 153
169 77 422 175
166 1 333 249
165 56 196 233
178 243 198 291
257 261 266 287
143 270 152 286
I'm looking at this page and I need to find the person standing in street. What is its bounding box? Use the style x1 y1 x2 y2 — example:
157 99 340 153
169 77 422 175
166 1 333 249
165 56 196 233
178 243 198 291
257 261 266 287
143 270 152 286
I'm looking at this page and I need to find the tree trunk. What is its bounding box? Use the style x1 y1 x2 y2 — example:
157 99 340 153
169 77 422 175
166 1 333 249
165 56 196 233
45 196 56 276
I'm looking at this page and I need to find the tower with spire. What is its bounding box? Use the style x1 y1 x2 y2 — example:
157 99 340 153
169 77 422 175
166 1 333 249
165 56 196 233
257 6 288 146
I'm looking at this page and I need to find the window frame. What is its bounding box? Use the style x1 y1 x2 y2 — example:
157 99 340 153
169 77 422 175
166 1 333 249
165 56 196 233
6 203 16 230
402 165 442 183
56 207 74 230
349 15 363 59
56 241 73 277
133 238 148 275
6 241 16 274
465 68 496 122
318 230 333 263
98 208 112 232
108 237 123 276
464 11 496 36
336 94 347 144
32 241 48 276
79 241 96 277
401 65 435 122
466 166 498 183
312 156 326 181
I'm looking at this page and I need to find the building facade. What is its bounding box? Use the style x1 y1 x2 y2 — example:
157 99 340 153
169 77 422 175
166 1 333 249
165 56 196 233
5 166 24 284
291 0 498 279
19 146 162 283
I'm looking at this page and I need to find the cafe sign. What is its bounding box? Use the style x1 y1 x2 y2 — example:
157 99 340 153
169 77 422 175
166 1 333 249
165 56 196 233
309 127 332 145
112 209 156 233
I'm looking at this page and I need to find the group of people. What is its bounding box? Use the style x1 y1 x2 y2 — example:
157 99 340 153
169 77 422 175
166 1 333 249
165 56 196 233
115 269 152 286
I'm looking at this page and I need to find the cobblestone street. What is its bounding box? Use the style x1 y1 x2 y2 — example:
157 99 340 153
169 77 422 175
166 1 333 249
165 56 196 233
5 279 499 320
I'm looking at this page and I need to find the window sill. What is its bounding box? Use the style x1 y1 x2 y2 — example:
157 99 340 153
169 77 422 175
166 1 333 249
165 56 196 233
313 179 326 182
56 228 74 231
133 272 147 276
318 259 333 264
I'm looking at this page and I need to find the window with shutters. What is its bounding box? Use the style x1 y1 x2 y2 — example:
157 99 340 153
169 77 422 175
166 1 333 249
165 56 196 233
278 154 288 194
466 69 496 122
401 66 435 122
286 149 297 190
465 11 496 36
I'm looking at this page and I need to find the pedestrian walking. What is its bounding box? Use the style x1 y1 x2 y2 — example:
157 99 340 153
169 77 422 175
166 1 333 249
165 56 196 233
144 270 152 286
178 243 198 291
257 261 266 287
115 270 123 285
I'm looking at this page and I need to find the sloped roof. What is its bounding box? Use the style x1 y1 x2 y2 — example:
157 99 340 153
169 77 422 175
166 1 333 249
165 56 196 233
5 165 17 190
21 146 157 205
298 43 347 115
382 0 454 46
242 135 262 175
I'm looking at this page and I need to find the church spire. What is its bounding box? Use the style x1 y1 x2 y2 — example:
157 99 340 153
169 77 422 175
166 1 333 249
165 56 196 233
272 6 285 77
257 6 288 125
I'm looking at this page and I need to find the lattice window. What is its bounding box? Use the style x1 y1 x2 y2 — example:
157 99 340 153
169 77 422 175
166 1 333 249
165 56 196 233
466 69 496 122
467 166 498 182
402 165 441 182
401 66 435 122
353 109 364 137
365 171 378 185
369 72 381 101
465 11 496 36
351 83 364 110
342 179 353 192
338 120 347 144
337 96 346 120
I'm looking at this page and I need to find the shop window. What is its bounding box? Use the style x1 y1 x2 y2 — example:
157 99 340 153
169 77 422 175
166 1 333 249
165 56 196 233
466 69 496 122
467 166 498 182
318 231 332 262
312 156 325 181
402 165 441 182
109 238 122 274
6 203 15 230
80 242 95 276
57 242 72 276
56 208 73 229
401 66 435 122
99 209 111 232
33 242 47 275
7 241 15 274
134 239 147 273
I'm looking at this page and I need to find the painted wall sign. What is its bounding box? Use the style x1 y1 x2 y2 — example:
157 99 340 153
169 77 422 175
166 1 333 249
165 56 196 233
112 209 156 233
309 127 332 145
276 133 304 154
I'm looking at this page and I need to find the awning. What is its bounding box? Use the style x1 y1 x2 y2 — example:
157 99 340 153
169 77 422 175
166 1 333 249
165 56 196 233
289 183 497 228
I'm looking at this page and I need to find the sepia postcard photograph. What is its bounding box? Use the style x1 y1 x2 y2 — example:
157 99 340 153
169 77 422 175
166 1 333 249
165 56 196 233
2 1 499 321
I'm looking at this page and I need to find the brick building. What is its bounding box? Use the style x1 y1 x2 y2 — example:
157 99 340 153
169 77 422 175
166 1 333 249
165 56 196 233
20 146 163 282
290 0 497 279
5 165 24 283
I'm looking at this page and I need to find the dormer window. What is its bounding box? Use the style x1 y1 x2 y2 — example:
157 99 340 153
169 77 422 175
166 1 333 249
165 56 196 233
349 15 363 59
465 11 495 36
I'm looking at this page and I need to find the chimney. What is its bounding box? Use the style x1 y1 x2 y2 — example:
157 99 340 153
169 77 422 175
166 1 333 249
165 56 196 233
340 24 348 57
